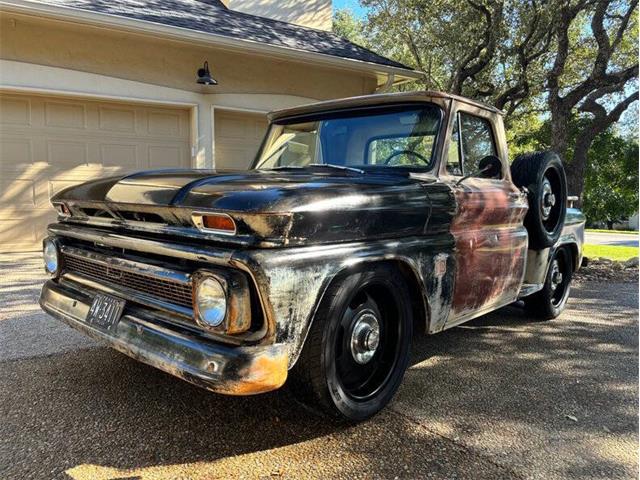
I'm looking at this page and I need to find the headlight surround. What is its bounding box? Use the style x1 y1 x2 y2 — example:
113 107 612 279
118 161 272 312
194 275 227 328
43 238 61 276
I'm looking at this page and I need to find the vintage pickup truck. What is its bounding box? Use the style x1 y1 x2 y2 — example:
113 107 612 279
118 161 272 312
40 91 584 420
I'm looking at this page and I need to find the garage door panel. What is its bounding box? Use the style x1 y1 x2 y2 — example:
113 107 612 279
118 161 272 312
148 110 188 137
0 96 31 126
0 178 37 208
47 140 89 167
99 106 137 132
148 144 185 168
44 101 87 129
0 217 40 248
0 137 33 167
215 110 267 170
0 93 191 252
100 143 139 168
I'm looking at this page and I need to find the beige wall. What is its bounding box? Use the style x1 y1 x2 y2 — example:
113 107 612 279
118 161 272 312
0 12 379 169
0 15 373 98
222 0 333 31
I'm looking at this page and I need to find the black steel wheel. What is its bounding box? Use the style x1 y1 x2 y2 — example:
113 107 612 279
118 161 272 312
524 248 573 320
290 264 413 421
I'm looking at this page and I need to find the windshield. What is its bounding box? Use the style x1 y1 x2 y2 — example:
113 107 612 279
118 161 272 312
254 104 442 171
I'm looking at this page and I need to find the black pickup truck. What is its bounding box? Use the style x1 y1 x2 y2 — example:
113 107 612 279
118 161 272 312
40 91 584 421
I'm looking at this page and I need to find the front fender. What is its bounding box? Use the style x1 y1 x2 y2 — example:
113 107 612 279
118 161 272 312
234 235 455 367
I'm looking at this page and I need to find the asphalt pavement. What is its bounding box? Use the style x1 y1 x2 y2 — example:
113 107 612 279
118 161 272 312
1 253 637 480
584 231 639 247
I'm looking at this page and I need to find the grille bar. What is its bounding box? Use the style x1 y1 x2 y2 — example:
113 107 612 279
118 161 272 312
62 249 193 309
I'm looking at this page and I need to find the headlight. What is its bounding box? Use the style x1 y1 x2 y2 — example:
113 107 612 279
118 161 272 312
195 276 227 328
43 238 60 276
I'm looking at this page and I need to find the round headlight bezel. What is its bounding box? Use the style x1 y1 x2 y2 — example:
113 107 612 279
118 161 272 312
43 238 61 277
194 274 228 329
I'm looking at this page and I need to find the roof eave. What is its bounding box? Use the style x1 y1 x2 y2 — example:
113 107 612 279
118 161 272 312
0 0 421 83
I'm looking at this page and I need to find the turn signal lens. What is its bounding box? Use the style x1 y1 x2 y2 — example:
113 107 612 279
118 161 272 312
192 212 236 234
53 203 71 217
203 215 235 231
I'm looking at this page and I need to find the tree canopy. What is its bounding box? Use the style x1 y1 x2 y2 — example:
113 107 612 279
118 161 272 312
334 1 639 203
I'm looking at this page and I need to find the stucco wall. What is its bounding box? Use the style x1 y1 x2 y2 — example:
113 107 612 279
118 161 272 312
222 0 333 31
0 13 380 168
0 15 375 98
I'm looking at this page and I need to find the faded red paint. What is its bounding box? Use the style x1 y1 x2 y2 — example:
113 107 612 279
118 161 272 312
449 178 529 319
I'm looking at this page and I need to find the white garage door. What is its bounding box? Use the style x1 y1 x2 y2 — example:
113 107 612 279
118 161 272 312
0 93 191 252
214 109 268 170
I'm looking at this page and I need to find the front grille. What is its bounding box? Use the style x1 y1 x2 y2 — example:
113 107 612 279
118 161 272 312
63 253 193 309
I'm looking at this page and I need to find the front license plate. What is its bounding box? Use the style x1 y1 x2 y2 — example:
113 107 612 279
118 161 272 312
86 293 126 331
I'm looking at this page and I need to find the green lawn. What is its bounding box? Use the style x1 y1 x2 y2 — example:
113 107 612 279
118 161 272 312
586 228 638 235
583 244 639 261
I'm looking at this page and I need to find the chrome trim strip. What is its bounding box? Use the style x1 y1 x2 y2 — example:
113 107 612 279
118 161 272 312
61 246 191 285
49 223 234 265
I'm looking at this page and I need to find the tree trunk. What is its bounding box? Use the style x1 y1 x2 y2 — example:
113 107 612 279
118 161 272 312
549 105 569 159
567 130 596 205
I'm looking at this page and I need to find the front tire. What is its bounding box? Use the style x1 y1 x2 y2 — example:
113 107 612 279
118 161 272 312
290 265 413 421
524 248 573 320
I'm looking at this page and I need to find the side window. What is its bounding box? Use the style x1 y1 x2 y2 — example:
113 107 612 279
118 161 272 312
459 112 498 176
446 116 462 175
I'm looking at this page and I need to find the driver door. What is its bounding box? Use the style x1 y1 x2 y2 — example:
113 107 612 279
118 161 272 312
443 104 528 326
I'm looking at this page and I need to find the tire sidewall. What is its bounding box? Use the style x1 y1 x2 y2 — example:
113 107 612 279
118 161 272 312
321 267 413 421
512 152 568 249
547 248 573 316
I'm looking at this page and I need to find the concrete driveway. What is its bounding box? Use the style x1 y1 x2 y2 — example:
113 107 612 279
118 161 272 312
1 253 637 480
585 231 639 247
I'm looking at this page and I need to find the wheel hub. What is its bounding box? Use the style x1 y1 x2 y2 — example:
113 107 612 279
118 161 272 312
550 260 563 292
541 178 556 220
350 310 380 365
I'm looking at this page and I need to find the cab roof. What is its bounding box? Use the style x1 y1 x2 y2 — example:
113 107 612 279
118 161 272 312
268 91 504 123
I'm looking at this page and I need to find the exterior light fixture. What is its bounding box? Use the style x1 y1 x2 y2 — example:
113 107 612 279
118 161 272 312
196 61 218 85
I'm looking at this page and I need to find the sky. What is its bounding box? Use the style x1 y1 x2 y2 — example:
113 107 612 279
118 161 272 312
333 0 367 17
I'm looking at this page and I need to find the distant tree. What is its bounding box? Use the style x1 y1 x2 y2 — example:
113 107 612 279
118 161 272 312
333 1 639 201
513 115 639 227
333 9 368 47
583 131 639 228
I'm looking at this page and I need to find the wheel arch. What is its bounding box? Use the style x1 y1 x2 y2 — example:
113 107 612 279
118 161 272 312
289 258 430 368
555 241 580 272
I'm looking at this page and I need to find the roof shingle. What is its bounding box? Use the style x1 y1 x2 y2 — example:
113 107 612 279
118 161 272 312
36 0 411 70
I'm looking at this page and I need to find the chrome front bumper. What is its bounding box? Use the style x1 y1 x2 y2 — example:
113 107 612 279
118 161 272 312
40 279 288 395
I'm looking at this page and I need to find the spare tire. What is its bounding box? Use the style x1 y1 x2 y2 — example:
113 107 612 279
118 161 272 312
511 151 567 249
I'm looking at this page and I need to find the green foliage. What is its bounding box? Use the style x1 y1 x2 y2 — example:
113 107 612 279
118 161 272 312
513 114 639 224
583 131 639 226
333 9 368 48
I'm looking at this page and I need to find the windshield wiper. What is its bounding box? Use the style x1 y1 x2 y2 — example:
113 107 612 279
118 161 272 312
270 164 365 174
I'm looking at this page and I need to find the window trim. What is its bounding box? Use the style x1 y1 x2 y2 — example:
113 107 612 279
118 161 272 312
455 111 502 179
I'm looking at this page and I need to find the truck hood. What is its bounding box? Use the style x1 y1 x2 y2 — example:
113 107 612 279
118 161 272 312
53 169 450 246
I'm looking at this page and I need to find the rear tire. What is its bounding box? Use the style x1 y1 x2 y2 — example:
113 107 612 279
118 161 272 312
511 151 567 249
290 265 412 421
524 248 573 320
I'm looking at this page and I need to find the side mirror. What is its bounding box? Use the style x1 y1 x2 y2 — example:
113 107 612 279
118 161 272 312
456 155 503 185
477 155 503 179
